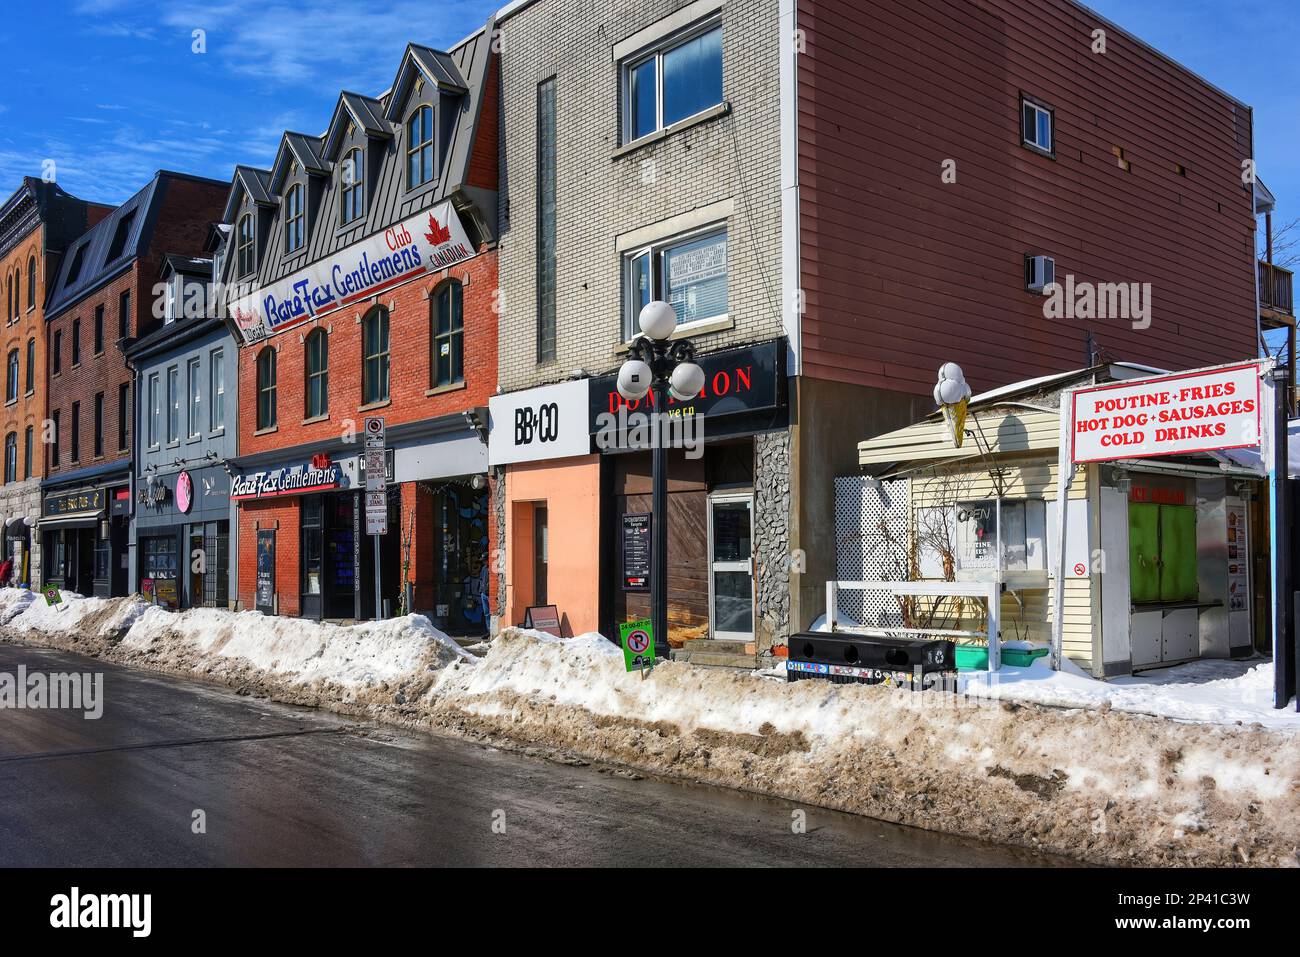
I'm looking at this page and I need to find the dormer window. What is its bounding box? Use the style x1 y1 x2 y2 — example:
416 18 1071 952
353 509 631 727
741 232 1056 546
106 210 135 261
236 213 255 277
406 105 435 189
66 245 86 285
340 148 364 225
284 183 305 253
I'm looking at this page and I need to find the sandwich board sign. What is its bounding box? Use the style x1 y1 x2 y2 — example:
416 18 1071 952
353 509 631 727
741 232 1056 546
619 618 655 673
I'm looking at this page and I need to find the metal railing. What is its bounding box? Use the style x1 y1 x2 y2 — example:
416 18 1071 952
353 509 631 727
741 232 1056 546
1259 260 1294 316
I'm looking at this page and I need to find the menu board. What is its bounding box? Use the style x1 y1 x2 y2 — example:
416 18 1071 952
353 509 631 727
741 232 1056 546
622 513 651 591
1226 503 1248 612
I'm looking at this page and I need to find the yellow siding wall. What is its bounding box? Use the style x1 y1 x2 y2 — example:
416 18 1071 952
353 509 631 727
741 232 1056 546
907 454 1096 670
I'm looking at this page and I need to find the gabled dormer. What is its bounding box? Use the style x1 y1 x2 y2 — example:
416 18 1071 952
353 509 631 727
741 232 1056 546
321 92 394 233
268 133 329 261
221 166 274 287
385 44 469 197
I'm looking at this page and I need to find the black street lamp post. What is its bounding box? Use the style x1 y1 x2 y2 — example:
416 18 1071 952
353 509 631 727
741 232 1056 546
617 301 705 660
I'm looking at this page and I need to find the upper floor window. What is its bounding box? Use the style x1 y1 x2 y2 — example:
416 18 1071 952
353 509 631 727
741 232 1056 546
5 349 17 403
340 148 364 225
3 432 15 484
119 289 131 340
9 268 17 320
52 329 62 375
71 317 81 366
23 425 32 479
148 373 160 447
236 214 255 276
66 245 86 285
257 347 277 430
166 365 180 444
106 210 135 261
25 338 34 394
624 21 723 143
94 304 104 353
431 281 464 388
187 356 201 438
406 105 435 189
210 348 225 432
361 305 389 405
284 184 305 253
623 226 728 339
305 328 328 419
26 255 35 309
1021 96 1054 155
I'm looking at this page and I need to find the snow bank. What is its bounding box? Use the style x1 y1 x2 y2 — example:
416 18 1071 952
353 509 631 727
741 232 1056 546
431 628 1300 866
961 655 1298 730
0 588 474 702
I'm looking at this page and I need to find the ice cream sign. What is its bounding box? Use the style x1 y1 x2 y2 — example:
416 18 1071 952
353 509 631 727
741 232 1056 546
229 200 474 344
1071 362 1262 463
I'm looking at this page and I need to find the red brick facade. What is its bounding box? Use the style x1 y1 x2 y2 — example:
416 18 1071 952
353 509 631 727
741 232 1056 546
233 245 500 620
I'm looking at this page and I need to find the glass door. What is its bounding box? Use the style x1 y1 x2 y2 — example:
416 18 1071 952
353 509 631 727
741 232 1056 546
709 492 753 642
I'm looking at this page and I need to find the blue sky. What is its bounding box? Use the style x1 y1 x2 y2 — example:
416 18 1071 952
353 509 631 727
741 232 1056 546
0 0 1294 228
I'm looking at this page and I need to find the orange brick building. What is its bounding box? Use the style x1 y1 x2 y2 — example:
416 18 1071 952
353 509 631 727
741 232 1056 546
222 31 500 631
0 178 110 586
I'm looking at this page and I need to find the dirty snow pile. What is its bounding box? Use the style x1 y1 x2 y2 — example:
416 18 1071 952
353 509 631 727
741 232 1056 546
0 587 473 702
431 627 1300 866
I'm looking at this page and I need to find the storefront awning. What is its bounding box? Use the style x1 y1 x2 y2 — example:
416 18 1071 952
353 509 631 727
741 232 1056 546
37 511 103 530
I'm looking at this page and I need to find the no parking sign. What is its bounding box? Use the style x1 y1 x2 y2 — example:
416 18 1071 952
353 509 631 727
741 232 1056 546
619 618 655 673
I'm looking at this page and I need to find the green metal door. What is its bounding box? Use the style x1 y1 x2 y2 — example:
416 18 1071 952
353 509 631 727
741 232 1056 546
1128 503 1160 603
1159 505 1198 601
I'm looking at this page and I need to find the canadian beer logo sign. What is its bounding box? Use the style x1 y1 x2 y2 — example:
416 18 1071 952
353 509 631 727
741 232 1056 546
230 201 474 344
1071 362 1262 463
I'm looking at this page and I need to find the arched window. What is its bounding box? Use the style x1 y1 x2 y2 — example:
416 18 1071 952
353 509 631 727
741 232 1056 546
406 105 434 189
5 273 10 322
284 184 305 253
5 349 17 402
11 266 18 319
25 338 34 394
340 148 364 225
27 255 35 310
431 281 464 388
304 328 328 419
236 213 255 276
361 305 389 405
3 432 15 484
256 347 277 430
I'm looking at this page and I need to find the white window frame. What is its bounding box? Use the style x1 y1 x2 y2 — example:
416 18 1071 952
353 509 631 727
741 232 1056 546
284 183 306 253
148 373 160 448
209 348 225 433
1021 97 1054 155
621 17 723 145
166 365 180 445
622 223 728 340
187 356 201 438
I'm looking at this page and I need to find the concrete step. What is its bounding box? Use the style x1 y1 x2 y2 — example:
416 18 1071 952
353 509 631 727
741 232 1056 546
681 638 750 655
686 651 758 669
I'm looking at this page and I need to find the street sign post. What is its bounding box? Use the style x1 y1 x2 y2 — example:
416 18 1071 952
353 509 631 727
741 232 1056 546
619 618 655 674
364 416 387 619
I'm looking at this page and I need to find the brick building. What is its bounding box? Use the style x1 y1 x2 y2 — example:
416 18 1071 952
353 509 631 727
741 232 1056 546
41 170 227 597
221 29 500 630
488 0 1264 665
0 178 109 587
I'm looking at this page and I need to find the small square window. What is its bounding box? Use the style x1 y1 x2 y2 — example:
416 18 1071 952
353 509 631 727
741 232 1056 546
1021 97 1053 154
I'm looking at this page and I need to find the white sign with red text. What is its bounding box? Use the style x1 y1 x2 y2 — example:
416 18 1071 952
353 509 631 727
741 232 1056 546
1070 362 1262 463
228 200 474 345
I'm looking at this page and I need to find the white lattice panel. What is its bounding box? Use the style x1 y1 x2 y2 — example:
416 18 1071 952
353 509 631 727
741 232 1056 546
834 476 909 629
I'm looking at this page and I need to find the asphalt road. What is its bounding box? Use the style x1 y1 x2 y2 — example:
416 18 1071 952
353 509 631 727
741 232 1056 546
0 643 1069 867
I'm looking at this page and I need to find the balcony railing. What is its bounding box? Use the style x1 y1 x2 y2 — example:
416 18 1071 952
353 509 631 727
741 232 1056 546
1259 260 1294 316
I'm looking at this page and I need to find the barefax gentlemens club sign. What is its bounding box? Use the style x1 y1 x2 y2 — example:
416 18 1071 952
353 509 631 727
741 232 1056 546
229 200 475 345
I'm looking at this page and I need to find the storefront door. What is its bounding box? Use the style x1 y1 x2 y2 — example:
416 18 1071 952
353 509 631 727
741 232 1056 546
708 492 753 642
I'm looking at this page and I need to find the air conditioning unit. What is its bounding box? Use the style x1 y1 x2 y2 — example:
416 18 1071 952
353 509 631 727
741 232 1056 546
1025 254 1055 293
